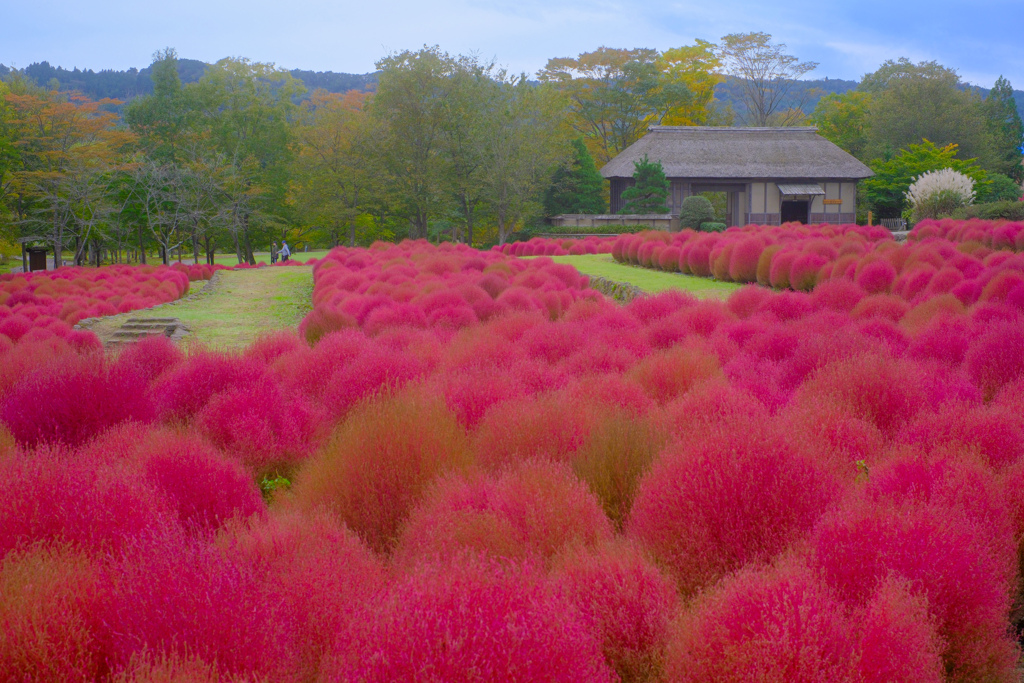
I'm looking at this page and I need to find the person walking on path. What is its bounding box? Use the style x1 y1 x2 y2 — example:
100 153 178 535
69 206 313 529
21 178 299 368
271 242 278 264
280 241 291 262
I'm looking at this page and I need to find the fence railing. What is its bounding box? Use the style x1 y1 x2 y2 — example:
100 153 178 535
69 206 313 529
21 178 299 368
880 218 908 231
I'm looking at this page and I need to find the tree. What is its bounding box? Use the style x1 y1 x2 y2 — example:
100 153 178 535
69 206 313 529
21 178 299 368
539 47 688 164
439 58 500 246
977 173 1023 203
810 91 872 159
480 76 569 244
619 155 669 214
543 138 606 216
717 33 817 126
982 76 1024 181
292 89 376 247
189 57 303 263
5 88 133 266
123 48 194 162
859 59 993 166
657 41 724 126
863 140 987 217
371 46 462 240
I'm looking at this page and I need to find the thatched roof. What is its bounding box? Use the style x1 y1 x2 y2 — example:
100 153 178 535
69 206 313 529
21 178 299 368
600 126 873 181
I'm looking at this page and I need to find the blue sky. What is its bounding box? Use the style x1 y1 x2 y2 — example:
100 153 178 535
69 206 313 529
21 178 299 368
4 0 1023 88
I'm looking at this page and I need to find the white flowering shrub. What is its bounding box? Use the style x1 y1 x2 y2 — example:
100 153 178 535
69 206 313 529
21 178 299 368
905 168 976 221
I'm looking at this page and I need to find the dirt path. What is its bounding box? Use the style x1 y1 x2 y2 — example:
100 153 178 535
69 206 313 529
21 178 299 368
88 267 314 350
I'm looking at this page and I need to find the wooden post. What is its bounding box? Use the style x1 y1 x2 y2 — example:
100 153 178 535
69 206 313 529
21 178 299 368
867 211 873 226
22 243 27 273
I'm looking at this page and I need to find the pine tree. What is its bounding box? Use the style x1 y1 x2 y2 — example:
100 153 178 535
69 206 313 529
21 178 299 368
983 76 1024 181
619 155 669 214
543 138 606 215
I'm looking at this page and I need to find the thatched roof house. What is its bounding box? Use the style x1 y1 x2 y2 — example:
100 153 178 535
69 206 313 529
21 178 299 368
600 126 873 226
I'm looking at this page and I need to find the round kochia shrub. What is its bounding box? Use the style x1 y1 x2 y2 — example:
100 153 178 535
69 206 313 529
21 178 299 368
0 445 170 559
393 459 613 567
291 389 474 553
553 540 679 682
664 564 857 682
627 417 839 593
99 528 301 681
322 557 616 682
0 354 154 448
0 545 106 681
218 510 386 680
809 502 1019 682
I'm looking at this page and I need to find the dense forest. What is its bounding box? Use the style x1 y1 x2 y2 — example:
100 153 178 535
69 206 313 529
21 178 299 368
3 59 1021 119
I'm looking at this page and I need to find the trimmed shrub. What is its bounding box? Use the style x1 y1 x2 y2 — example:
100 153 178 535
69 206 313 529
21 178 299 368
219 510 386 679
679 196 715 230
1 354 154 448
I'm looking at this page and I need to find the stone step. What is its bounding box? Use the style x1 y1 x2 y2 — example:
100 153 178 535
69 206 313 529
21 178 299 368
120 322 178 331
125 317 179 323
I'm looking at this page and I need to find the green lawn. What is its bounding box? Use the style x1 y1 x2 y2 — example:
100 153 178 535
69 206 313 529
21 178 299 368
206 250 331 266
90 267 314 350
527 254 743 299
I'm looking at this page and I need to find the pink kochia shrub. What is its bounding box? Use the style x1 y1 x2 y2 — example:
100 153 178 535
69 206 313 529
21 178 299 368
492 235 616 256
0 264 201 343
322 557 616 682
910 217 1024 249
393 460 613 567
3 239 1024 679
627 416 839 593
612 222 1024 310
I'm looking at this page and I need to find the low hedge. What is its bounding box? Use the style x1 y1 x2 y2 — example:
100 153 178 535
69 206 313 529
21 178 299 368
949 201 1024 222
699 222 727 233
540 224 654 236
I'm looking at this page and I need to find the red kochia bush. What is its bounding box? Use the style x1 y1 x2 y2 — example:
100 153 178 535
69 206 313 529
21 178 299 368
664 564 857 683
0 445 170 558
965 319 1024 400
322 557 616 682
133 430 265 532
553 540 679 681
1 354 154 448
152 351 266 422
809 502 1019 682
393 460 613 567
196 378 324 475
856 577 944 683
471 390 604 469
0 545 106 681
219 510 386 680
100 528 301 681
628 417 839 593
291 390 474 553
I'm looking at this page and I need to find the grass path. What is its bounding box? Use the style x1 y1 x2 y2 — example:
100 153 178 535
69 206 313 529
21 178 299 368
527 254 743 299
90 267 314 350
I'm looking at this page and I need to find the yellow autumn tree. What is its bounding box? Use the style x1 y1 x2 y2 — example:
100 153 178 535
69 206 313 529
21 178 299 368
658 40 724 126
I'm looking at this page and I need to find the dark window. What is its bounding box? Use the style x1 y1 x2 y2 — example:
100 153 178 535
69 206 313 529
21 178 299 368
780 200 809 224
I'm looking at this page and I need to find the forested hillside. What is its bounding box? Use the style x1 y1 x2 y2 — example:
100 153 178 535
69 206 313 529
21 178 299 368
1 58 1020 116
0 60 377 101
